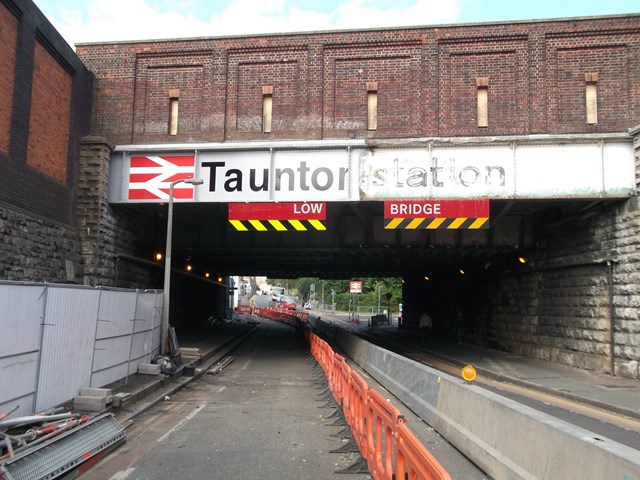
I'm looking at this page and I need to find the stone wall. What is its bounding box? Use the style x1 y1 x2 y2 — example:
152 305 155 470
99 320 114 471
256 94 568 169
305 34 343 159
78 137 164 288
485 130 640 379
0 203 82 283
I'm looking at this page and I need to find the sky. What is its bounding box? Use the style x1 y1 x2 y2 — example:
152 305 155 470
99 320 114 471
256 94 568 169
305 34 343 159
34 0 640 49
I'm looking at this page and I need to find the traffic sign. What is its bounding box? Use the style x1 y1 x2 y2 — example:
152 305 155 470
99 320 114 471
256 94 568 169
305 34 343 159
228 202 326 231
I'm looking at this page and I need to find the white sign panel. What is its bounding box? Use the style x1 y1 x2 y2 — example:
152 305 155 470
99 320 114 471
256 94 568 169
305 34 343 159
109 139 636 203
197 149 355 202
359 146 514 200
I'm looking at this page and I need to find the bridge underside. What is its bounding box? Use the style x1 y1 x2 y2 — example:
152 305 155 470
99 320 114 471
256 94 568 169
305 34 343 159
120 197 616 280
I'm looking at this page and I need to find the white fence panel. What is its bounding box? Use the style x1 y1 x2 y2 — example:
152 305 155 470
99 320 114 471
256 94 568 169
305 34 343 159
0 284 45 416
1 283 164 415
35 287 101 412
95 290 138 339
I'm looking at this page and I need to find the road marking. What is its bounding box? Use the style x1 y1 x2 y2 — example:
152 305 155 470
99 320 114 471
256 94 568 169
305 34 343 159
109 467 136 480
157 404 206 443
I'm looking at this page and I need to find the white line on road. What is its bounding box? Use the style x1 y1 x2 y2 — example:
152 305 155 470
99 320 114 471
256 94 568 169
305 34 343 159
109 467 136 480
157 404 206 443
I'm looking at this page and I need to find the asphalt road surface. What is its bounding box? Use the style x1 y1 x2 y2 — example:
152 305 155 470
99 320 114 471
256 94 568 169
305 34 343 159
81 320 371 480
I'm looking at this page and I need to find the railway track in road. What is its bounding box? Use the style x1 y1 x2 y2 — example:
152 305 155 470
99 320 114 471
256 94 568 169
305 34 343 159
356 329 640 450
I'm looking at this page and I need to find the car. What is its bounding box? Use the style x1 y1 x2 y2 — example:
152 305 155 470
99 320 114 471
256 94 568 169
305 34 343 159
278 296 297 310
303 303 311 310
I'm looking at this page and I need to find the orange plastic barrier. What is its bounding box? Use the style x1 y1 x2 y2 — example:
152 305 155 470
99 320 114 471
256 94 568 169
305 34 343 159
367 388 402 480
346 370 370 459
251 306 302 326
307 333 452 480
396 422 452 480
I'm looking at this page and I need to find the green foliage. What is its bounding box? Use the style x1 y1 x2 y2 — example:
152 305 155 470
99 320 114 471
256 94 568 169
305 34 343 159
267 276 403 313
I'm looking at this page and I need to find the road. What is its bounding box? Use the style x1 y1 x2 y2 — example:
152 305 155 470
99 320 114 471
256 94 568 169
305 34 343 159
81 320 371 480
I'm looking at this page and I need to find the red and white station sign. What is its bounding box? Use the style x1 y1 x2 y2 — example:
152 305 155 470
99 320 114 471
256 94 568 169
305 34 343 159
384 199 489 218
228 202 326 220
350 281 363 294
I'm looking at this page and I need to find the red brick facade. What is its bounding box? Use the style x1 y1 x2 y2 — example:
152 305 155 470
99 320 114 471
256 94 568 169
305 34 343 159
77 15 640 145
27 41 72 184
0 2 17 153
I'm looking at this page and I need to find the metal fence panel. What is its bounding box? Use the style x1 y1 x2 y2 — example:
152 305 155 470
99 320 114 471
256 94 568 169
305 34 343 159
1 283 164 415
35 286 101 412
95 290 138 339
0 283 44 416
92 336 131 373
129 331 154 364
0 352 38 417
0 284 44 357
134 292 160 333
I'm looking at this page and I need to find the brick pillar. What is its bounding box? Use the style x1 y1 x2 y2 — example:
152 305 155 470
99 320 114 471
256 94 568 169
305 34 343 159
631 124 640 192
77 136 114 286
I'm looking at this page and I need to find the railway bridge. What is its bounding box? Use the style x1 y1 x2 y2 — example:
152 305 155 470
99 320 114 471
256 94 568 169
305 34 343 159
1 4 640 478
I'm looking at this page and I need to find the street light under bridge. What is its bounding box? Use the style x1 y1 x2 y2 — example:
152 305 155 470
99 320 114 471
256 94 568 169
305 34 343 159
161 177 204 355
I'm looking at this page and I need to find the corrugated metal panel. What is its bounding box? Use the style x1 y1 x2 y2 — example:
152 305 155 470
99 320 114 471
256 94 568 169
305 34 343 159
0 284 44 415
129 331 154 364
133 292 158 333
0 284 44 357
2 284 165 414
0 352 38 417
95 290 138 339
91 363 128 388
92 336 131 372
35 287 100 412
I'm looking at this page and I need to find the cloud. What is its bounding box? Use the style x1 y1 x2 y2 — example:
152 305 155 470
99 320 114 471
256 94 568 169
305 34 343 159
45 0 461 48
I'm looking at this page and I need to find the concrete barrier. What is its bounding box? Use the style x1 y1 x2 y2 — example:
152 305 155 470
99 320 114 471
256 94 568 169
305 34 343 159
332 328 640 480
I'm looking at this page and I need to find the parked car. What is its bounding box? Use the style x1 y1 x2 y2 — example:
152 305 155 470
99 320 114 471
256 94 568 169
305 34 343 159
303 303 311 310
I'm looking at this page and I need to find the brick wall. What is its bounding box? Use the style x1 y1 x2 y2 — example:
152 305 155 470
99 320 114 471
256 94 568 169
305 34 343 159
0 2 17 153
0 0 93 283
0 0 93 225
76 16 640 144
26 41 72 183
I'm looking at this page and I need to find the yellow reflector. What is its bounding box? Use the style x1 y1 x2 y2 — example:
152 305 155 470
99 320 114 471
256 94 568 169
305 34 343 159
461 365 477 382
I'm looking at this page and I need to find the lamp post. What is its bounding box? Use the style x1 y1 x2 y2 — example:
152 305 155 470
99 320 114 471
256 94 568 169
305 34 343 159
161 177 203 355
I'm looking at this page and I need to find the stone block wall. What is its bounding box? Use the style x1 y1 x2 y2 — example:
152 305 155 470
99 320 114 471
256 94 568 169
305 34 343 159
0 203 82 283
486 142 640 378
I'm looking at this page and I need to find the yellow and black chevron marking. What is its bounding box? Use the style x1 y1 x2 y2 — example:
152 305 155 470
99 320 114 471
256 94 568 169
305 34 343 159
229 219 327 231
384 217 489 230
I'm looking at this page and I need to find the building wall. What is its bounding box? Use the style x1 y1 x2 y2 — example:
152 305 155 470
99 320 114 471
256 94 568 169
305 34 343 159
0 0 93 283
76 16 640 144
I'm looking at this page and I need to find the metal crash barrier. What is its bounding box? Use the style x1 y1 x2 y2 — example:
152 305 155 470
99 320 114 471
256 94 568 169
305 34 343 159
310 333 452 480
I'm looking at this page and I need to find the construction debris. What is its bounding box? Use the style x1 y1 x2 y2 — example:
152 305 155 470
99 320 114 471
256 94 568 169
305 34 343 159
0 406 127 480
206 356 234 375
180 347 204 363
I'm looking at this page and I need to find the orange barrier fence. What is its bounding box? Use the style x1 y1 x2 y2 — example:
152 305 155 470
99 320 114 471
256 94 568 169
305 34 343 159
251 306 300 326
308 333 452 480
